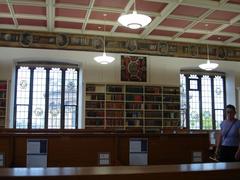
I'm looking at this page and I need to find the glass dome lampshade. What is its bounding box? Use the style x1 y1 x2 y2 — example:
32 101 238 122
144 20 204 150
118 11 152 29
117 0 151 29
94 52 115 65
94 14 115 65
199 60 219 71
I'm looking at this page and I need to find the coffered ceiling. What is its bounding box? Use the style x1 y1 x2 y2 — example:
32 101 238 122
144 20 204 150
0 0 240 47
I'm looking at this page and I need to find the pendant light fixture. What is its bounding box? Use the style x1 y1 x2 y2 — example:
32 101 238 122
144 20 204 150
118 0 152 29
94 14 115 65
199 24 219 71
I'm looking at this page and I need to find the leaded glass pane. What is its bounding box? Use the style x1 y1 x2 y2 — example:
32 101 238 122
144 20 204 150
65 106 76 129
16 67 30 128
16 106 29 128
64 68 78 129
16 67 30 105
48 68 62 129
215 110 223 129
32 67 46 129
189 91 200 129
201 75 212 130
190 80 198 90
214 76 224 109
65 68 77 105
180 74 186 127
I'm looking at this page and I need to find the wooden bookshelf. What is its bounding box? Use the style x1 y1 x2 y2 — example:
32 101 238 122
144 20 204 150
0 80 8 128
106 85 125 128
85 84 105 128
144 86 163 129
85 83 180 130
162 86 180 127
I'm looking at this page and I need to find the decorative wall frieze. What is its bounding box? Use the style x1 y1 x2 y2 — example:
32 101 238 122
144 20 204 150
0 29 240 62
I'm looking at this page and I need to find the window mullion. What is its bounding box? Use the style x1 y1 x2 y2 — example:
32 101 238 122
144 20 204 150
223 76 227 111
45 68 50 129
186 75 190 129
75 70 79 129
198 75 203 130
13 67 19 128
61 69 66 129
28 68 34 129
210 76 216 129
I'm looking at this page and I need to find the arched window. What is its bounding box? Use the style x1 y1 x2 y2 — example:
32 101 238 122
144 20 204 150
180 70 226 130
14 62 81 129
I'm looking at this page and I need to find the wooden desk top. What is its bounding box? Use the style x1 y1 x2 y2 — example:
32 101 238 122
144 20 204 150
0 162 240 177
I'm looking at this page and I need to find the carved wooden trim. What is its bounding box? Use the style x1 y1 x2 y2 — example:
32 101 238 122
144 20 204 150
0 29 240 62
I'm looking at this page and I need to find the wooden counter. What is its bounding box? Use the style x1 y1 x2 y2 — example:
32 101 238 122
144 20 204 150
0 129 210 167
0 162 239 180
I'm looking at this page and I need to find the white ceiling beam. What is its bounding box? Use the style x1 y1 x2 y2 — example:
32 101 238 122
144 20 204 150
181 0 240 13
55 28 141 39
0 13 46 20
6 0 18 28
9 0 45 7
147 35 239 47
46 0 55 32
141 1 183 38
224 36 240 44
155 25 239 37
55 2 160 16
168 14 231 25
55 17 116 26
172 9 215 39
146 0 240 13
200 14 240 42
82 0 95 32
219 0 229 5
17 25 48 31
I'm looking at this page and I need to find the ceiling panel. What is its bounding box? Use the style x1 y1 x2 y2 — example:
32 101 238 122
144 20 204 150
55 8 86 18
171 5 208 17
55 21 83 29
208 35 232 41
179 32 205 39
86 24 113 31
13 5 46 15
18 19 46 26
134 0 167 13
89 11 120 21
0 4 10 13
0 0 239 47
150 29 178 37
229 0 240 5
222 25 240 33
94 0 128 9
56 0 90 6
160 18 192 28
206 10 239 21
192 22 221 31
0 18 14 24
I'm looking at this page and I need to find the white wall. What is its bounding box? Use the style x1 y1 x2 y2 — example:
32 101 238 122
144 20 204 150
1 47 240 86
1 47 240 125
225 73 236 106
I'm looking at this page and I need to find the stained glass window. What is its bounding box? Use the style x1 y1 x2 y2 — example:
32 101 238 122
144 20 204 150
180 72 225 130
64 68 78 129
32 67 46 129
14 63 80 129
16 67 30 129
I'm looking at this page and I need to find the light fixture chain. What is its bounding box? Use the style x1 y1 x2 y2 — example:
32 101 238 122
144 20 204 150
134 0 136 11
103 14 106 53
205 24 210 60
